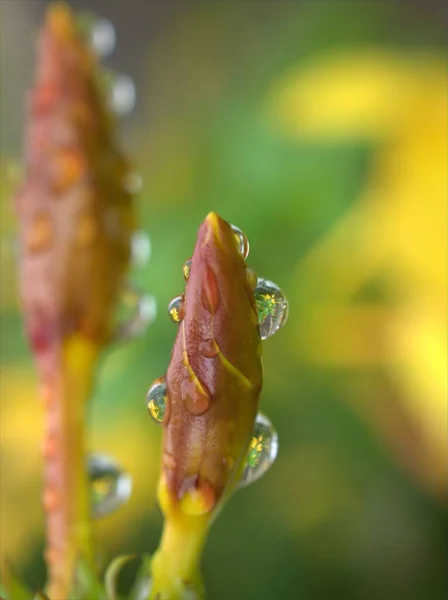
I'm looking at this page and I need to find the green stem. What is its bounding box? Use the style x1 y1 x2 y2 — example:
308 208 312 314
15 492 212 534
149 480 211 600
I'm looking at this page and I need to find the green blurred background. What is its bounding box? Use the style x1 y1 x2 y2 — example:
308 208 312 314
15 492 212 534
0 1 447 599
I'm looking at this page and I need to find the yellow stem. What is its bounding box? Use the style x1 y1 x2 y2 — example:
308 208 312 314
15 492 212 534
43 335 100 599
149 480 211 599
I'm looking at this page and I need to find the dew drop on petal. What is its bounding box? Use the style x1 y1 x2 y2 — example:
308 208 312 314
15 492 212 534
131 231 151 267
168 295 184 323
199 338 219 358
182 258 192 280
254 278 289 340
181 377 212 416
239 413 278 488
230 224 250 260
88 453 132 518
110 75 136 116
146 377 167 423
90 18 116 58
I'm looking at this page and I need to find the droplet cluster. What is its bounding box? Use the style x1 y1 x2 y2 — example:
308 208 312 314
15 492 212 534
148 219 287 493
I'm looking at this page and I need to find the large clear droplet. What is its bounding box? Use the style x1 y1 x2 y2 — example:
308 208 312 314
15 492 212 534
131 231 151 267
230 224 250 260
146 378 167 423
168 295 184 323
115 284 157 341
254 278 288 340
90 18 116 58
88 453 132 518
110 75 136 116
239 413 278 488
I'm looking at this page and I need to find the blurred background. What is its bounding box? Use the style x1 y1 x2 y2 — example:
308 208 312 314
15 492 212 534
0 1 447 599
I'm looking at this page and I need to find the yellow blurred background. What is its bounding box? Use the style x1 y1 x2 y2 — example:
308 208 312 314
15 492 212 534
0 1 446 599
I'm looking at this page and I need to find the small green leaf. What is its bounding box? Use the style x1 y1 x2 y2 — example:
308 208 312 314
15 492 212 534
1 562 33 600
130 554 152 600
73 558 105 600
104 555 136 600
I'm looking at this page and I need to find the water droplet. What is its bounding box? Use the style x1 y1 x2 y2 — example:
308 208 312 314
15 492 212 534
254 278 289 340
183 258 192 280
201 266 220 313
115 285 157 341
222 455 235 472
110 75 136 116
230 224 250 260
131 231 151 267
181 377 212 416
239 413 278 488
168 295 184 323
199 338 219 358
90 18 116 58
146 378 167 423
88 453 132 518
122 171 143 194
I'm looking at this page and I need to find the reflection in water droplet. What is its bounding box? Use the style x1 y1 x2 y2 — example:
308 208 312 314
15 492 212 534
254 278 288 340
123 172 143 194
239 413 278 488
115 285 157 341
131 231 151 267
110 75 136 116
90 18 116 58
230 224 250 260
146 378 167 423
168 295 184 323
183 258 192 280
88 453 132 518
